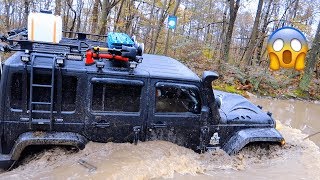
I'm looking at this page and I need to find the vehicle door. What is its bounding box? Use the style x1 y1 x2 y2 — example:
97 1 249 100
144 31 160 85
147 81 202 150
85 76 147 143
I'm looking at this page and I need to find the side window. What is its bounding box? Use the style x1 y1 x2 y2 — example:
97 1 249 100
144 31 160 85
33 74 54 110
155 84 201 114
92 83 142 112
32 74 78 112
10 73 23 109
61 76 77 111
10 73 77 112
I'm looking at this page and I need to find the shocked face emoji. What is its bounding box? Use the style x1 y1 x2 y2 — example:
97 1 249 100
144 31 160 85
267 27 308 71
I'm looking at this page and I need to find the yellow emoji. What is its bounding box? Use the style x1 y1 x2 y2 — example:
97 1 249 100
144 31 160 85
267 27 308 71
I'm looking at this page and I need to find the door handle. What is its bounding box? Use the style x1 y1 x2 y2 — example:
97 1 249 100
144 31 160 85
92 122 110 128
151 122 167 128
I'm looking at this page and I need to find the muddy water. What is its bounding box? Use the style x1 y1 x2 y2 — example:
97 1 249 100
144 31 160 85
251 98 320 147
1 97 320 180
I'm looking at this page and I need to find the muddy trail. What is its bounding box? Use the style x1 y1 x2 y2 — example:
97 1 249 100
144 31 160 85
0 98 320 180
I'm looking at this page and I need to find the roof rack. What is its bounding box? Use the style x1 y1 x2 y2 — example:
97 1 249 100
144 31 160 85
0 29 144 72
63 31 108 40
1 29 91 54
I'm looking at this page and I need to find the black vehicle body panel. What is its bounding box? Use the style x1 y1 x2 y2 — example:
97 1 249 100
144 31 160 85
215 90 273 125
0 38 284 169
84 75 148 143
147 80 202 150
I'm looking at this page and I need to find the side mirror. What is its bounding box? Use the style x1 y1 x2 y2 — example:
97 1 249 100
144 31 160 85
202 71 219 88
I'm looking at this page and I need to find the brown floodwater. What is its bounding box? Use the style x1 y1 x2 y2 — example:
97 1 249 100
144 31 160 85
0 97 320 180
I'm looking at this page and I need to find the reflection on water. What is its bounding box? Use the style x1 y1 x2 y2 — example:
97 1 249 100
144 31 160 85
1 98 320 180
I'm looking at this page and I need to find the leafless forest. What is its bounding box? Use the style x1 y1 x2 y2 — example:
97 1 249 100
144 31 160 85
1 0 320 98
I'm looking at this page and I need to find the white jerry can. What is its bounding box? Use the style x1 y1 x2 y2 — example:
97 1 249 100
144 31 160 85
27 12 62 43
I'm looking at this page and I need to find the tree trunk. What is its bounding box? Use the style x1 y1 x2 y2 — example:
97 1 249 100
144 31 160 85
114 0 125 32
55 0 62 15
205 0 213 43
292 0 299 19
11 4 15 28
23 0 30 27
144 0 156 52
219 2 228 60
63 0 70 35
299 21 320 91
222 0 240 63
44 0 51 9
4 0 11 31
244 0 264 66
151 0 172 54
98 0 121 35
91 0 99 33
256 0 273 64
76 0 84 32
83 1 93 31
182 5 186 36
130 2 143 35
98 0 111 35
67 0 77 37
125 0 135 34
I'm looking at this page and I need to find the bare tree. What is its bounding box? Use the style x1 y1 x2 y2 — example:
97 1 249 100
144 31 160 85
4 0 13 30
67 0 77 36
24 0 30 27
219 2 228 58
114 0 125 32
98 0 121 35
91 0 100 33
244 0 264 66
222 0 240 63
55 0 62 15
151 0 173 54
299 21 320 90
76 0 84 32
124 0 135 34
143 0 156 51
256 0 274 64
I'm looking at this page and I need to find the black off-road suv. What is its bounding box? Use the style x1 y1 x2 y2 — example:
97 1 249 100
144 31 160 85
0 29 284 169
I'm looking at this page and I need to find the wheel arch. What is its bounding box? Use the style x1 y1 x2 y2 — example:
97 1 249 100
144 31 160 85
10 131 88 160
222 128 285 155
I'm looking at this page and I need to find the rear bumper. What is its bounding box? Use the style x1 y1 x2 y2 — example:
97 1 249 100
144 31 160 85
0 131 88 169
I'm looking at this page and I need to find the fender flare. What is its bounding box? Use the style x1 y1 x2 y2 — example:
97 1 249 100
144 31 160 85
222 128 284 155
10 132 88 160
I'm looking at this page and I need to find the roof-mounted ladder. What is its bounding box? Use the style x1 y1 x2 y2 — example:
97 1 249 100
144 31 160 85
28 55 56 131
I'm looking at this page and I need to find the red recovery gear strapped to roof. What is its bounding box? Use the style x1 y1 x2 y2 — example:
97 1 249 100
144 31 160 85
85 48 129 65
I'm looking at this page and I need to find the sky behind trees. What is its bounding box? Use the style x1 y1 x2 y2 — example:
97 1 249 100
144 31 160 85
1 0 320 92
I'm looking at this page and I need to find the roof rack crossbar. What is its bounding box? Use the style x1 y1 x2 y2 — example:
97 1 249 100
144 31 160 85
1 28 144 69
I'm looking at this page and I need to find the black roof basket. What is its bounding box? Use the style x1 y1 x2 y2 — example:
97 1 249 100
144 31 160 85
1 29 104 54
0 28 143 66
63 31 107 41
